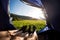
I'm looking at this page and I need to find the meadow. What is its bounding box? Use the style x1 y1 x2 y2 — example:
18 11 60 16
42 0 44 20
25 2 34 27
12 20 46 31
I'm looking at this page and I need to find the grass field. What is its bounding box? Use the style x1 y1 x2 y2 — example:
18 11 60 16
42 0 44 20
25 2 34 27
12 20 46 31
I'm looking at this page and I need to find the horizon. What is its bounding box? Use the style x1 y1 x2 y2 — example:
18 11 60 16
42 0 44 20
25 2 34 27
10 0 45 19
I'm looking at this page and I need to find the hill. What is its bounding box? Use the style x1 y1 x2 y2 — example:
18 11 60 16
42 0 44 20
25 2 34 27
10 13 37 21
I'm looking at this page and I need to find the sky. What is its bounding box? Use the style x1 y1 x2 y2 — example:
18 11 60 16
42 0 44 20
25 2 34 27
10 0 45 19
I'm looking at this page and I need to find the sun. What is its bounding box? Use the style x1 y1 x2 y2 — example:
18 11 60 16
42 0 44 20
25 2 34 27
25 7 45 19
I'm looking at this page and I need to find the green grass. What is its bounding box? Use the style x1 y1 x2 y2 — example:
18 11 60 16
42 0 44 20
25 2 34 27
12 20 46 31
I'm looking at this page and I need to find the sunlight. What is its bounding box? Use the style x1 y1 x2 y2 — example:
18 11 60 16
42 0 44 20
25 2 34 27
10 0 45 19
25 7 45 19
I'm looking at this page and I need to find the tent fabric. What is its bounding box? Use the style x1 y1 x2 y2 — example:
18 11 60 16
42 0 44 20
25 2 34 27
0 0 16 31
20 0 43 8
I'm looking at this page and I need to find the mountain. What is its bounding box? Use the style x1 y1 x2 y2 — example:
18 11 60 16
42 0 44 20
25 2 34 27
10 13 37 21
